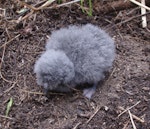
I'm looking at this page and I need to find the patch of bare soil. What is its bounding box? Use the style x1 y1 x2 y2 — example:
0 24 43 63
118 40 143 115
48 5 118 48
0 0 150 129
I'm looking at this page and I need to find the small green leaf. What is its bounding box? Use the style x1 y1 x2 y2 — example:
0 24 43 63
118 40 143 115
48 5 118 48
16 8 28 14
6 97 13 116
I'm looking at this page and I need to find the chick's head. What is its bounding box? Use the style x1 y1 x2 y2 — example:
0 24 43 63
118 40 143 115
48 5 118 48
34 50 75 91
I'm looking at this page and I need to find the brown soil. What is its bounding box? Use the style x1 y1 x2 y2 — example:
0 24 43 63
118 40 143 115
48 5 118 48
0 1 150 129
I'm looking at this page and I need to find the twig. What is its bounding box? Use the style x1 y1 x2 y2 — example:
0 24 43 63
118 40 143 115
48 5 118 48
141 0 147 28
16 0 55 11
0 69 13 83
0 82 17 97
0 34 20 49
5 28 11 39
128 110 137 129
118 106 145 123
72 122 81 129
118 101 141 117
129 0 150 11
122 120 130 129
107 11 150 30
86 106 100 124
20 89 44 95
56 0 81 8
17 10 34 23
0 8 6 17
37 0 55 10
0 34 19 83
120 11 150 24
19 89 65 95
45 0 82 9
0 43 14 83
132 114 145 123
105 67 116 83
15 0 55 22
16 0 37 11
4 82 17 94
0 114 14 120
16 0 81 22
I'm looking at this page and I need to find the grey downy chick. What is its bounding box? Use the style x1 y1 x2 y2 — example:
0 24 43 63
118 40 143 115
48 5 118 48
34 24 115 99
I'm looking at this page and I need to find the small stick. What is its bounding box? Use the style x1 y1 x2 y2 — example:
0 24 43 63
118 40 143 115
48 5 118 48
4 82 17 94
0 114 14 120
0 43 14 83
16 0 81 22
15 0 55 22
0 8 6 17
132 114 145 123
0 82 17 97
17 10 34 23
106 11 150 30
129 0 150 11
86 106 100 124
121 12 150 24
46 0 81 9
37 0 55 10
72 122 81 129
20 89 44 95
118 106 145 123
0 34 20 49
19 89 65 95
118 101 141 117
122 120 130 129
16 0 38 11
141 0 147 28
56 0 81 8
16 0 55 11
128 110 137 129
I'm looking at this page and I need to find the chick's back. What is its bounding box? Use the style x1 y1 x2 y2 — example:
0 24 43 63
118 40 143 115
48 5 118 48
46 24 115 85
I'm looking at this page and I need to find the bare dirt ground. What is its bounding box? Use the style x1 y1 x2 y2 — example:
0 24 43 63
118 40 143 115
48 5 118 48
0 0 150 129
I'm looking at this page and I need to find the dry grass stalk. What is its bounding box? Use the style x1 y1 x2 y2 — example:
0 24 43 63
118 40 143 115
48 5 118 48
132 114 145 123
0 43 15 83
72 122 81 129
128 110 137 129
55 0 81 8
0 34 21 49
129 0 150 11
20 89 44 95
20 89 66 95
122 120 130 129
0 8 6 17
3 82 17 94
118 101 141 117
86 106 100 124
15 0 81 22
118 105 145 123
0 114 14 120
141 0 147 28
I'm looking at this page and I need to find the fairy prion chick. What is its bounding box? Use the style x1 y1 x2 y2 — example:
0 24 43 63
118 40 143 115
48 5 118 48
34 50 75 93
34 24 115 99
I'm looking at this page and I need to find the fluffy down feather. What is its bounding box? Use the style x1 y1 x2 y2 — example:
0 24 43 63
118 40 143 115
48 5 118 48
34 24 115 98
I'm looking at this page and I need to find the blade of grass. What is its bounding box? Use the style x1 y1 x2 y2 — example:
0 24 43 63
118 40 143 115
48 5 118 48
6 97 13 116
80 0 85 13
80 0 92 16
87 0 92 16
57 0 62 4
